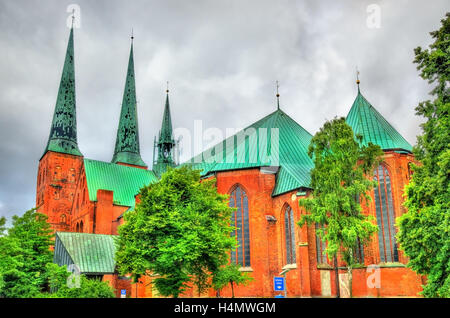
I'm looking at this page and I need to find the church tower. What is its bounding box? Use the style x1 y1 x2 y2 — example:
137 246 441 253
36 25 84 232
153 89 176 177
111 37 146 169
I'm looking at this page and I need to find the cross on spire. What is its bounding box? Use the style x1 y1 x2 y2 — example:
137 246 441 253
71 9 75 28
276 80 280 110
356 67 361 92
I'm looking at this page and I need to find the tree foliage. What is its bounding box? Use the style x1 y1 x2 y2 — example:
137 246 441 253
116 166 236 298
298 117 383 296
37 263 115 298
212 264 253 298
397 12 450 298
0 209 114 298
0 208 53 298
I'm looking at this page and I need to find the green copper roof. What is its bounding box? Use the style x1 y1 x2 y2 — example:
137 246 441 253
43 27 82 158
55 232 116 274
346 90 412 152
185 108 314 196
84 158 157 207
111 43 146 167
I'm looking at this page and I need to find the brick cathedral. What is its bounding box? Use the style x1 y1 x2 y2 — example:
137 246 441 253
37 25 423 297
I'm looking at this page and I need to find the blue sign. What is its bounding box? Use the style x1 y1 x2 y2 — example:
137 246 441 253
120 289 126 298
274 277 285 291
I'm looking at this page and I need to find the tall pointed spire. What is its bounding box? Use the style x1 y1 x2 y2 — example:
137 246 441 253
43 25 82 158
111 38 146 167
153 85 176 177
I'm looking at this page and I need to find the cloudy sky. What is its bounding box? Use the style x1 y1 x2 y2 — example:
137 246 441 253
0 0 448 222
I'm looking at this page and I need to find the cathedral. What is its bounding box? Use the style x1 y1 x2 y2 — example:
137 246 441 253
38 25 423 297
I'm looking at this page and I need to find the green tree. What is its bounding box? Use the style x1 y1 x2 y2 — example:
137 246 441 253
37 263 115 298
0 208 53 298
116 166 236 298
212 264 253 298
397 13 450 298
298 117 383 297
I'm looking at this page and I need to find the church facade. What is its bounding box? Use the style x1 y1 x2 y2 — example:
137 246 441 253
37 26 423 297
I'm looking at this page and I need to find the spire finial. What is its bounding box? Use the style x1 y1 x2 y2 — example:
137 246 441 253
356 67 360 92
166 81 169 93
276 80 280 110
131 28 134 43
71 9 75 29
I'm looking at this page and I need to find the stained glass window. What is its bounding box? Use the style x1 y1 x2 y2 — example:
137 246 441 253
284 205 296 264
315 223 328 264
229 185 250 267
373 165 399 263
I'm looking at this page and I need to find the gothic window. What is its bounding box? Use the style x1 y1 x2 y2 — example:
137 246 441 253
79 220 84 233
69 168 76 183
315 223 328 264
373 165 399 263
61 214 66 224
229 185 250 267
407 162 414 179
54 166 61 181
284 205 296 265
76 222 79 232
354 237 365 264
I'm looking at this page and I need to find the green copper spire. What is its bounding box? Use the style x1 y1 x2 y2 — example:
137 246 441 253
43 26 82 158
153 89 176 177
111 41 146 167
346 86 413 153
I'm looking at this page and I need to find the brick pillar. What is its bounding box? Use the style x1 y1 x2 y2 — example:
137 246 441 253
95 189 114 234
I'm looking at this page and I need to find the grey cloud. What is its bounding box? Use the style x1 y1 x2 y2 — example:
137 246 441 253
0 0 448 221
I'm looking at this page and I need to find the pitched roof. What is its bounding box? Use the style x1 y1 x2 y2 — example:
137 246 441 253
43 26 82 158
185 109 314 196
55 232 117 274
84 159 158 207
111 43 146 167
346 90 413 152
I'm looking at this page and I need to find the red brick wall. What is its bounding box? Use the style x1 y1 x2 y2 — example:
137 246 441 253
36 151 83 232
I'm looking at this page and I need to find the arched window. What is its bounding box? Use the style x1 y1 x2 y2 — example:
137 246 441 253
61 214 66 224
54 166 61 181
76 222 79 232
373 165 399 263
79 221 84 233
407 162 414 179
229 185 250 267
315 223 328 264
69 168 76 183
284 205 296 265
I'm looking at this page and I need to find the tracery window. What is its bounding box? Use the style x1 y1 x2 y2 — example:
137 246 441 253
315 223 328 264
373 165 399 263
284 205 296 265
229 185 250 267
